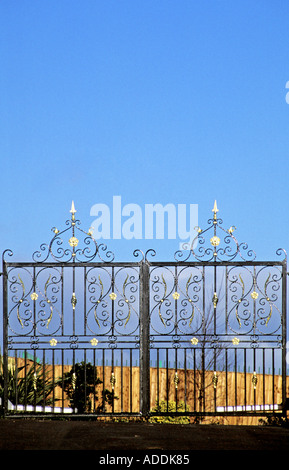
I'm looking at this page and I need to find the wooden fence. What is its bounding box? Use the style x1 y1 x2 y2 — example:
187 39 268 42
3 356 289 424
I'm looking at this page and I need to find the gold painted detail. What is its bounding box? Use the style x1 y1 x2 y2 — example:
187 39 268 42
33 372 37 391
30 292 38 301
236 274 245 328
69 236 79 247
94 276 103 328
71 292 77 310
70 201 77 221
212 200 219 221
228 226 236 234
159 275 167 326
172 291 180 300
210 236 220 247
186 274 195 326
110 372 116 390
212 371 218 389
232 337 240 345
251 291 259 300
109 292 117 300
90 338 98 346
72 372 76 390
44 275 53 328
264 273 273 326
49 338 57 346
190 337 198 345
252 372 258 390
212 292 218 308
174 372 179 390
123 274 131 326
17 275 25 327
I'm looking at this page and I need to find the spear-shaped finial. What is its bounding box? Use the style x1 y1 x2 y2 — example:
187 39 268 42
70 201 76 220
212 200 219 220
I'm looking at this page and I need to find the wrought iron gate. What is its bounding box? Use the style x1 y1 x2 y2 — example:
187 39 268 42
1 202 287 420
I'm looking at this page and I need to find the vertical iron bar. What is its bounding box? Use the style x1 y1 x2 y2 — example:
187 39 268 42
253 348 256 407
272 348 275 408
33 349 37 410
193 348 196 411
281 260 287 415
175 348 178 412
184 349 187 411
225 348 228 409
112 348 115 414
202 347 205 414
43 349 46 410
84 267 86 336
61 349 64 412
139 260 150 417
84 349 87 413
213 265 217 335
111 266 115 337
244 349 247 409
52 349 55 410
72 266 76 336
262 348 265 409
130 349 133 414
24 350 27 411
2 258 8 416
225 266 228 334
93 349 96 413
121 349 123 413
61 267 64 335
157 348 160 406
174 265 178 336
33 266 36 337
15 350 18 410
102 349 105 413
213 349 217 412
234 349 237 407
166 348 169 412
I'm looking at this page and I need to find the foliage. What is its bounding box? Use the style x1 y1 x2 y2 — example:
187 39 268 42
258 415 289 428
56 361 118 413
149 400 190 424
0 361 57 406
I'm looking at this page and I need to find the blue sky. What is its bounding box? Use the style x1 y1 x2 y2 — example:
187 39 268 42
1 0 289 262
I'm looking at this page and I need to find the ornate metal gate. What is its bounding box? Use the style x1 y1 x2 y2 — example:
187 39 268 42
1 202 287 420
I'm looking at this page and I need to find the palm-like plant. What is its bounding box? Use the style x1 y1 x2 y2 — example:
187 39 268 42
0 359 57 407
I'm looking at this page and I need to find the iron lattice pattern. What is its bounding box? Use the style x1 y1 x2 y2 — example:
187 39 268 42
1 202 287 419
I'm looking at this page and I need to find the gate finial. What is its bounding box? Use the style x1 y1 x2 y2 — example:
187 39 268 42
212 200 219 220
70 201 76 221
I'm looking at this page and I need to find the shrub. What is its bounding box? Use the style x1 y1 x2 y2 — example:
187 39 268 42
149 400 190 424
57 361 117 413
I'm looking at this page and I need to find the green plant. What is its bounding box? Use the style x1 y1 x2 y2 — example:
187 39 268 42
57 361 118 413
149 400 190 424
0 362 57 406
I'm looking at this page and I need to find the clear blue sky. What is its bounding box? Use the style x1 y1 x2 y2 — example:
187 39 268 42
1 0 289 262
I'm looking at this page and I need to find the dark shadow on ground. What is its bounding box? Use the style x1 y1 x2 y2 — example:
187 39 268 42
0 419 289 451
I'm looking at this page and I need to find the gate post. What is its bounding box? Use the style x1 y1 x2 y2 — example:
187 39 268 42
139 260 150 418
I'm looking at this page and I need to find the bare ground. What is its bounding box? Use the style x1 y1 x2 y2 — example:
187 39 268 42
0 419 289 451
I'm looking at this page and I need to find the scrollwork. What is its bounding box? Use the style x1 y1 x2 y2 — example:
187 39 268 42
174 202 256 262
32 203 115 263
85 266 140 337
